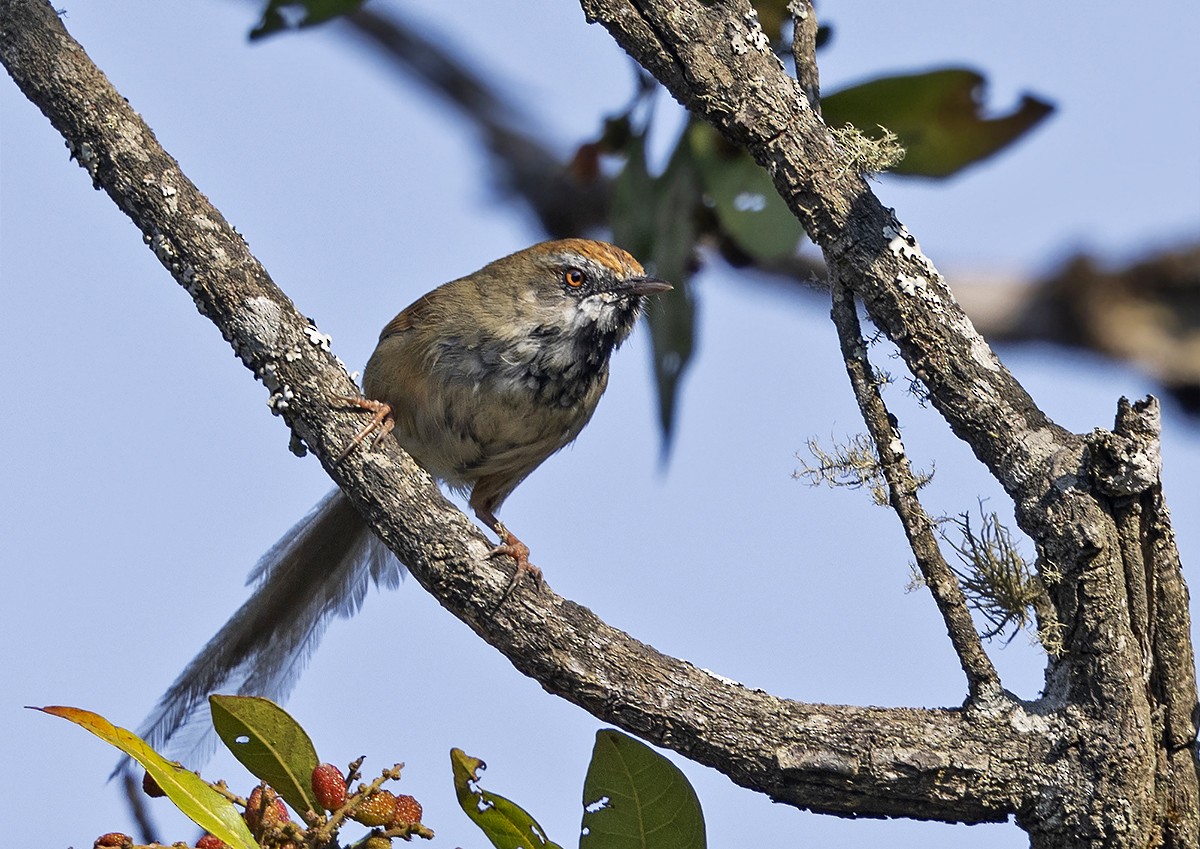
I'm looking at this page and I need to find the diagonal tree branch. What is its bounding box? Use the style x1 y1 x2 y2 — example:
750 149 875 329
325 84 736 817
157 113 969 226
579 0 1078 508
829 275 1001 703
0 0 1050 824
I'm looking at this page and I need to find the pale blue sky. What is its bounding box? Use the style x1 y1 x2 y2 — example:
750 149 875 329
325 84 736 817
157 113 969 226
3 2 1198 847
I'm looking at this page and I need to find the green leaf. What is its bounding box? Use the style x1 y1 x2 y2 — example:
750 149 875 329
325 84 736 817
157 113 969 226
687 120 805 261
581 730 705 849
33 706 260 849
209 695 321 817
451 748 563 849
251 0 364 39
821 67 1054 178
611 130 699 450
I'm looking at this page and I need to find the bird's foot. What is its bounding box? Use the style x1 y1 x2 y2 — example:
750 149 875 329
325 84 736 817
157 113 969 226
488 528 542 583
337 397 394 461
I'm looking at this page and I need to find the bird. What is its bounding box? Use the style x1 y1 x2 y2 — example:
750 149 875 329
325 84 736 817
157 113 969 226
132 239 671 763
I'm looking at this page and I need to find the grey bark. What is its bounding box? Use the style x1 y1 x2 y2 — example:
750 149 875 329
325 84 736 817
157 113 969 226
2 0 1197 846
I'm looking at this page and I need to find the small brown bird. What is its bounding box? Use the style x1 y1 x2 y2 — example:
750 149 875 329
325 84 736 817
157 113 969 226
134 239 669 759
346 238 670 577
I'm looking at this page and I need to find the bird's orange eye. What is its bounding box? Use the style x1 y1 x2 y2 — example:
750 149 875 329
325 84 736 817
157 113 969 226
565 268 586 287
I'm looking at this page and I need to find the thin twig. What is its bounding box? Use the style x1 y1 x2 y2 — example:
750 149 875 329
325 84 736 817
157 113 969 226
789 0 821 113
829 275 1001 702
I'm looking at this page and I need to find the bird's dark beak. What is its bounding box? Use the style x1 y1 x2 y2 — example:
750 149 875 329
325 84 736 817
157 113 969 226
618 276 673 297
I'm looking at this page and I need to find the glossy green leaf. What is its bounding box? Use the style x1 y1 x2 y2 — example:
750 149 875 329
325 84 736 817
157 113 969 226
581 730 705 849
210 695 321 817
451 748 563 849
821 67 1054 178
34 706 259 849
251 0 363 39
687 120 805 261
611 130 698 450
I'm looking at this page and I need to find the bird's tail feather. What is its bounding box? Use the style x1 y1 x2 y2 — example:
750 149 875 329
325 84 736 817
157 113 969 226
119 488 403 774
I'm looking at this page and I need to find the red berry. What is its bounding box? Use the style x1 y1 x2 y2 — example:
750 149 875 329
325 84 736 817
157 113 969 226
94 835 132 848
311 762 348 810
390 794 423 827
244 784 290 836
196 836 229 849
353 790 398 827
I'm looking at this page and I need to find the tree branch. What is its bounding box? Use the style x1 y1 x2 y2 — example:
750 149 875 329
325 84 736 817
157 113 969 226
829 276 1001 702
0 0 1046 824
788 0 821 113
577 2 1197 844
579 0 1076 506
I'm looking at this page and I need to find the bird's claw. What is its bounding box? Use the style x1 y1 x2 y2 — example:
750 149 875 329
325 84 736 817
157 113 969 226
488 539 542 583
337 396 394 462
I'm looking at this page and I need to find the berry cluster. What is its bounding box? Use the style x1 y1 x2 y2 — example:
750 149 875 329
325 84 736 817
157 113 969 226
94 761 427 849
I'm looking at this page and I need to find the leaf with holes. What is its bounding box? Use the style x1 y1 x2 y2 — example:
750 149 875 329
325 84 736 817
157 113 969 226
210 695 321 816
33 706 259 849
821 67 1053 178
451 748 563 849
581 730 705 849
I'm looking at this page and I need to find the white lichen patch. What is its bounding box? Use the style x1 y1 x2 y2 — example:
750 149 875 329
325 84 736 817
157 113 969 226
259 361 283 392
1008 706 1055 735
305 324 333 352
267 384 294 415
885 223 923 263
115 120 152 165
146 229 175 264
243 295 286 351
67 139 100 183
969 332 1001 372
699 667 743 687
883 219 938 278
727 13 771 56
177 263 198 294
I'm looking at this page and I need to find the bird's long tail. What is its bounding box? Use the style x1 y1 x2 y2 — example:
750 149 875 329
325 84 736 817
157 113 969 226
123 488 403 771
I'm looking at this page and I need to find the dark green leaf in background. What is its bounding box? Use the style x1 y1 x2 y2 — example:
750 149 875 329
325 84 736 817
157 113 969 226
611 131 699 453
251 0 364 39
581 729 705 849
688 121 805 262
210 695 321 817
821 67 1054 178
